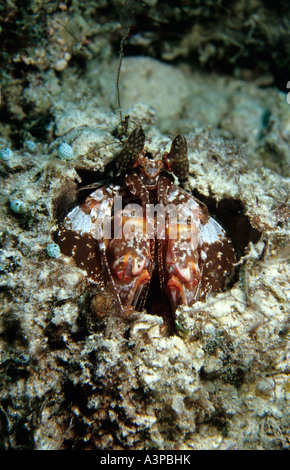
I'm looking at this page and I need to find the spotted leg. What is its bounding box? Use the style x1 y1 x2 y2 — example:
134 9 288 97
58 184 125 311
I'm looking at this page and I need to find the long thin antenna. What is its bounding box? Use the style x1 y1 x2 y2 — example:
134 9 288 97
116 26 131 137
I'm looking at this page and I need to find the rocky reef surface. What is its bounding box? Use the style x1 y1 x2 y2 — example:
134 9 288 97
0 1 289 450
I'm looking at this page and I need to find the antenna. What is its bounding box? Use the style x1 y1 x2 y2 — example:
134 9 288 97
115 26 131 137
115 0 141 137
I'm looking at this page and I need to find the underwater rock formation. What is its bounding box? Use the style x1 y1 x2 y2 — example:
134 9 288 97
0 100 289 448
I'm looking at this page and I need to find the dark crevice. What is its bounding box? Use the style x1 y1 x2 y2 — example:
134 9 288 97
191 191 261 259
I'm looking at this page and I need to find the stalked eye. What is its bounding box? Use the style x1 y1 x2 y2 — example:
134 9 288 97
116 126 145 172
167 135 189 180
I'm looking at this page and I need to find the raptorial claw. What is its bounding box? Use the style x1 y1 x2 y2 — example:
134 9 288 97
107 237 151 309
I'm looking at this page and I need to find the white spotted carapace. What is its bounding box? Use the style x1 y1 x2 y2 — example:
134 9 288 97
58 127 235 330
